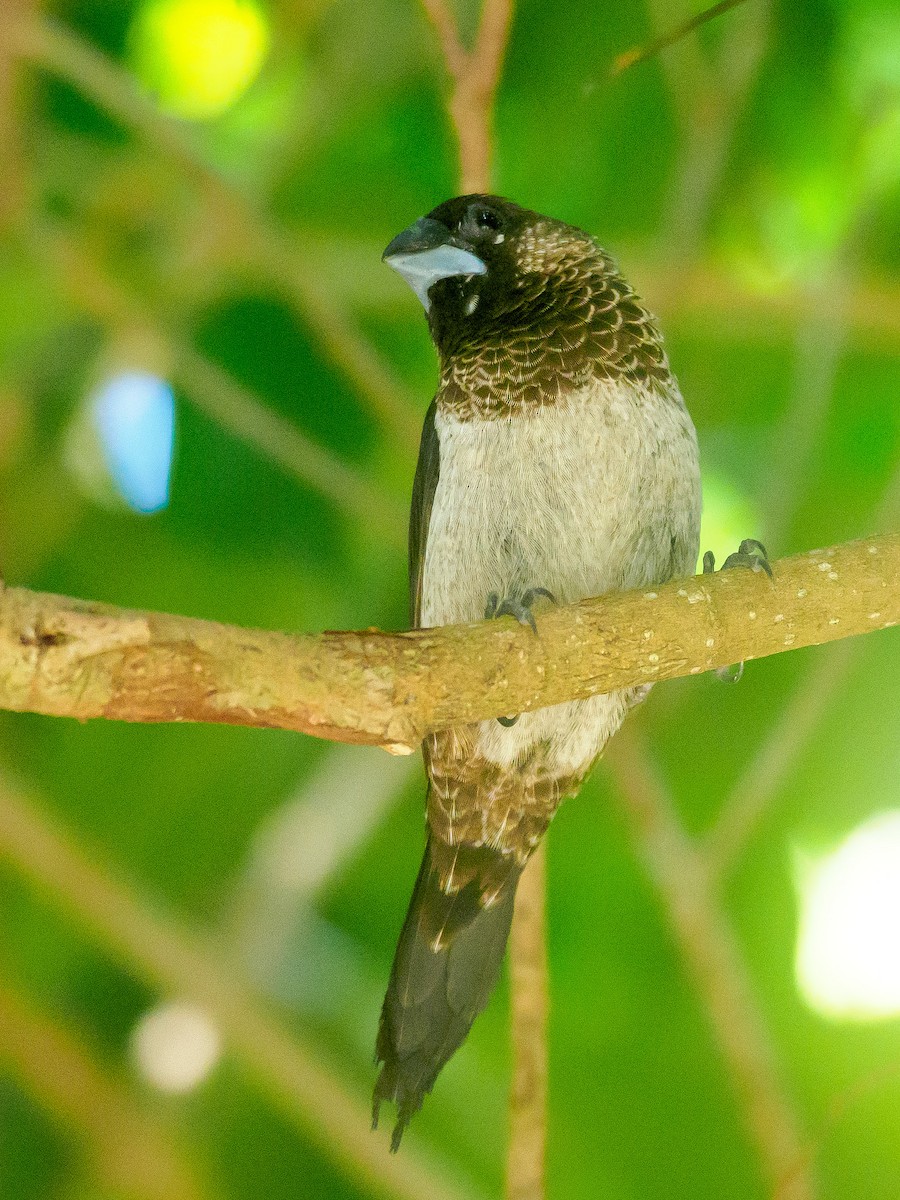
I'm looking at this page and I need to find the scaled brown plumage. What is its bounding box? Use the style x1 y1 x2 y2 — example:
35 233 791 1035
435 217 671 417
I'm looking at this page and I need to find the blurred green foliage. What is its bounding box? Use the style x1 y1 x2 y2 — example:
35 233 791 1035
0 1 899 1198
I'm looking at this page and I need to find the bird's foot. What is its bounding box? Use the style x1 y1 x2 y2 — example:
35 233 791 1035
702 538 773 580
484 587 556 634
484 587 557 725
703 539 773 683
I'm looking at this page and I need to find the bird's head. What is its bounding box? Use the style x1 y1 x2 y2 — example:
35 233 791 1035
384 195 670 411
383 195 592 338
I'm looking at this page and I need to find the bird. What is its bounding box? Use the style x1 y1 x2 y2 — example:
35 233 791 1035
373 195 702 1149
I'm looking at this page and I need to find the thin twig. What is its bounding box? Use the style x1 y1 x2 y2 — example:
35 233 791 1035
776 1054 900 1200
706 465 900 880
251 237 421 454
0 771 486 1200
14 13 421 454
622 260 900 349
611 0 752 77
226 744 417 983
605 728 816 1200
653 0 769 261
444 0 547 1189
0 0 31 232
762 264 851 552
462 0 515 193
177 347 404 537
418 0 515 193
0 978 214 1200
418 0 467 77
705 637 858 881
505 844 548 1200
32 220 405 541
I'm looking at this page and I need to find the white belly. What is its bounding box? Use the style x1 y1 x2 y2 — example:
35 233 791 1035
420 382 701 772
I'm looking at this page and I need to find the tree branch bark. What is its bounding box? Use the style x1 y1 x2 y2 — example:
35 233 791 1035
0 534 895 750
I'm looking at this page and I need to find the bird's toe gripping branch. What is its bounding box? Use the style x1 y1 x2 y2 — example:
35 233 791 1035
703 538 774 683
703 537 773 580
484 587 557 726
484 586 557 634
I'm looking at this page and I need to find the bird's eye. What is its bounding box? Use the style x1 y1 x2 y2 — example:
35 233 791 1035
472 207 501 231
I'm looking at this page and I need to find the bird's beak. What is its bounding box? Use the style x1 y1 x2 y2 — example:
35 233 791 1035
383 217 486 310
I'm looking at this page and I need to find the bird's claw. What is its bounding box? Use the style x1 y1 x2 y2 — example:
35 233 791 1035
702 539 772 683
485 587 557 725
484 587 557 635
703 538 773 580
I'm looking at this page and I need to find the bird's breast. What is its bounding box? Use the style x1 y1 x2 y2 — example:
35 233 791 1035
420 380 700 631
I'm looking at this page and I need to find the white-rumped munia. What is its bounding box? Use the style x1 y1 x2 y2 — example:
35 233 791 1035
374 196 702 1148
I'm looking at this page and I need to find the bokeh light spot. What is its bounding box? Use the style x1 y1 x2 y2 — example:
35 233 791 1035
796 812 900 1020
131 1000 222 1093
130 0 270 119
92 371 175 513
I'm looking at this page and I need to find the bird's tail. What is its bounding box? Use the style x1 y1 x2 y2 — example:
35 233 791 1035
373 836 521 1150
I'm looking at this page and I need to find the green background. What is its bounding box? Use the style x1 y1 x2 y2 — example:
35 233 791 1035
1 1 899 1198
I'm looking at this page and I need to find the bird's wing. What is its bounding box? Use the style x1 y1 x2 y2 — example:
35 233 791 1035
408 399 439 628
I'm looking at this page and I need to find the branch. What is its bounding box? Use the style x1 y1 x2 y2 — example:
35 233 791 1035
605 729 816 1200
0 770 485 1200
631 261 900 349
0 0 31 232
29 219 405 543
14 13 421 455
0 535 895 750
705 637 859 884
419 0 467 77
419 0 515 192
611 0 751 77
505 845 548 1200
706 464 900 878
0 979 210 1200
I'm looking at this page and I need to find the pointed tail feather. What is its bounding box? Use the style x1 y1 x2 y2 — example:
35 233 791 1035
373 837 520 1149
